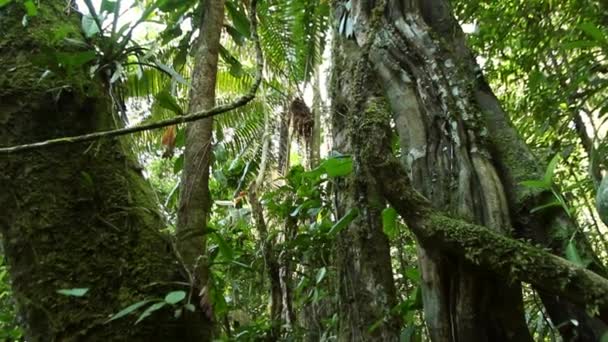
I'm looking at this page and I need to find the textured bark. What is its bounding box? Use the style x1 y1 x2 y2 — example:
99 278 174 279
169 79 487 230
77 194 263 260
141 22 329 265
248 189 282 340
412 1 608 339
277 107 292 175
249 114 282 341
329 12 401 341
309 68 323 169
176 0 224 312
355 106 608 316
338 0 607 340
0 2 209 340
334 1 532 340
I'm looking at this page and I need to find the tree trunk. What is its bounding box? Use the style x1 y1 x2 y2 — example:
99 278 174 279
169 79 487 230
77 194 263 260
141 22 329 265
333 0 607 340
249 112 282 340
176 0 224 322
0 2 209 340
330 11 401 341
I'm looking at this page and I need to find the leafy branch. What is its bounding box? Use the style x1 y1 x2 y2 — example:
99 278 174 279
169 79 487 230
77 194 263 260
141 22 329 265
0 0 263 155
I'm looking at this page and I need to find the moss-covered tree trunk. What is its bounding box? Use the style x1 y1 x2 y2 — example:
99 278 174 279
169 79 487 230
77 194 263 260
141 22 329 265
330 11 401 341
332 0 607 341
0 2 210 340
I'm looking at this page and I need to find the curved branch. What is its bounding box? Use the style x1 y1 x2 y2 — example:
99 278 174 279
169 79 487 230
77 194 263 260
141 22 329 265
0 0 263 155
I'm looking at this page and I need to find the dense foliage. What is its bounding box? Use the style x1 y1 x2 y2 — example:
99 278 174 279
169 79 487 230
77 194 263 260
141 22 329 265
0 0 607 340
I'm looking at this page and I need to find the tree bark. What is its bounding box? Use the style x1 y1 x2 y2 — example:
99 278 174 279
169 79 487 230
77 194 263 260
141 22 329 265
176 0 224 324
334 0 608 340
330 10 401 341
0 2 209 340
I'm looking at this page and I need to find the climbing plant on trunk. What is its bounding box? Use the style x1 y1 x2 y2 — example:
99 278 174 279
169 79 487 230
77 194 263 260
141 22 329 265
330 0 608 341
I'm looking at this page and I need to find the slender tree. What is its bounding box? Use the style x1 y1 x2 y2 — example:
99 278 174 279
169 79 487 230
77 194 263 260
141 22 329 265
176 0 225 329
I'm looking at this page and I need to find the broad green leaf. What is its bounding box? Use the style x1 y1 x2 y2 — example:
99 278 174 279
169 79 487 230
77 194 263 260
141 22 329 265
600 331 608 342
0 0 13 8
81 14 101 38
321 156 353 178
225 1 250 38
155 90 184 115
135 302 166 324
23 0 37 16
328 208 359 236
105 299 154 323
184 303 196 312
316 267 327 284
382 207 398 239
164 291 186 305
57 288 89 297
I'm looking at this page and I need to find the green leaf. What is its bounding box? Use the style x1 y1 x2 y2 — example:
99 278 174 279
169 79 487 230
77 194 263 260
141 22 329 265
0 0 13 9
225 1 250 38
100 0 117 14
600 331 608 342
155 90 184 115
23 0 37 16
155 61 190 87
106 299 154 323
173 154 184 173
530 199 562 213
579 22 606 44
135 302 166 324
565 241 590 268
404 267 420 283
382 207 398 239
225 25 245 46
213 232 234 261
81 14 101 38
56 288 89 297
328 208 359 236
543 154 560 185
184 303 196 312
164 291 186 305
563 40 598 50
321 156 353 178
520 179 550 190
316 267 327 284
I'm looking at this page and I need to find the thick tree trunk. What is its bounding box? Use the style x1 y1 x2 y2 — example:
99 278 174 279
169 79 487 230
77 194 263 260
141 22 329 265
0 2 209 340
176 0 224 322
413 1 608 339
334 0 607 340
330 13 401 341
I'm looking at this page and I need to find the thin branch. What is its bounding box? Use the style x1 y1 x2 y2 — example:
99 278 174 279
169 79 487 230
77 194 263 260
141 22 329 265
0 0 263 155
